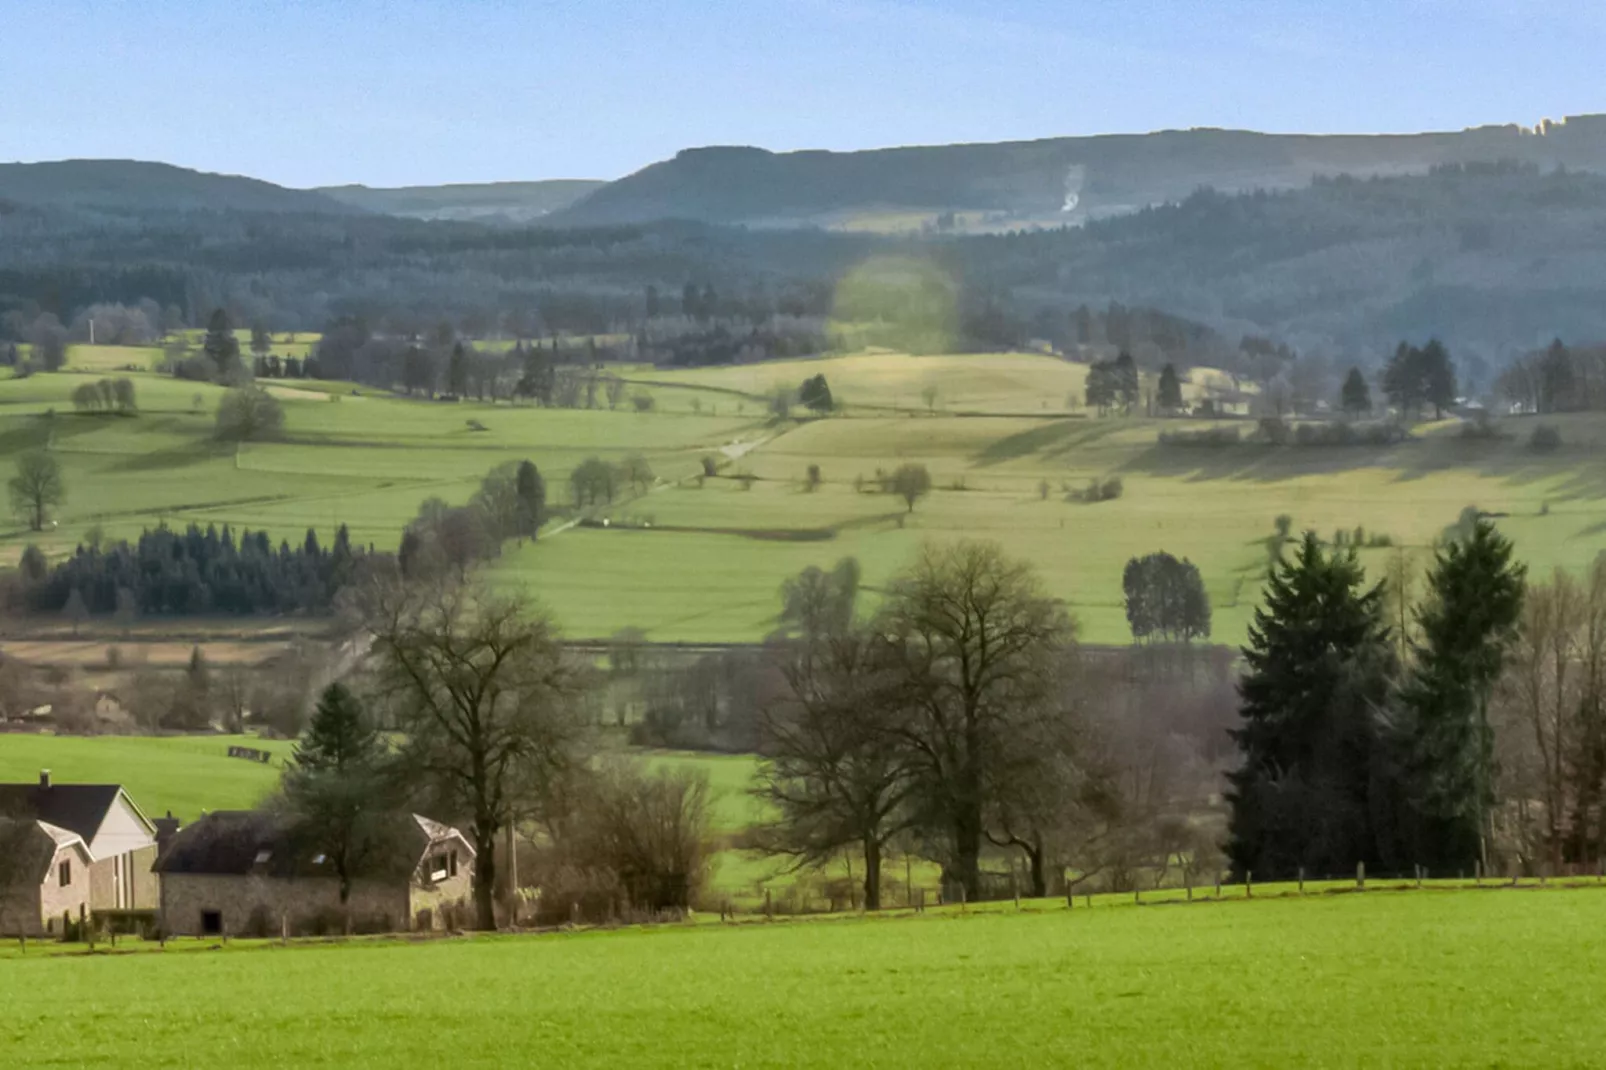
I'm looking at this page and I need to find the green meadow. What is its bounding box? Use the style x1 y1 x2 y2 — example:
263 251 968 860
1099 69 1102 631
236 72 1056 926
2 345 1605 645
3 889 1603 1067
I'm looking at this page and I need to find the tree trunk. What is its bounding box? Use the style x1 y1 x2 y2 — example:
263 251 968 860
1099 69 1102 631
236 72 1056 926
1026 841 1047 899
473 827 498 931
862 838 881 912
953 811 982 902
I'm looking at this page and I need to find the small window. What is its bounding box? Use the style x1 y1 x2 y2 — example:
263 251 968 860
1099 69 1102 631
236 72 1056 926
58 860 71 886
429 854 448 882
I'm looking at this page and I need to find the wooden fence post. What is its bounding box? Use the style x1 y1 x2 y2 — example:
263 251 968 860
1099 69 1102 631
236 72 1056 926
959 885 967 914
764 888 772 919
1475 860 1483 886
1214 872 1222 899
1357 861 1365 891
1185 869 1192 902
1246 871 1253 898
1297 866 1304 894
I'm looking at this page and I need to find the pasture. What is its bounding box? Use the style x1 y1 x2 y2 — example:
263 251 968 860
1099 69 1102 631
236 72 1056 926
2 346 1606 646
2 888 1603 1067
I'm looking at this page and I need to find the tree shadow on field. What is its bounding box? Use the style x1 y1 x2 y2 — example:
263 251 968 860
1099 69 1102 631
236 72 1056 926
1116 438 1415 485
972 418 1117 467
107 439 235 473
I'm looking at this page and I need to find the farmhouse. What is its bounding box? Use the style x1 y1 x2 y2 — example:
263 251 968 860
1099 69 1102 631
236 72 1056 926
0 817 94 936
0 771 159 913
154 809 475 937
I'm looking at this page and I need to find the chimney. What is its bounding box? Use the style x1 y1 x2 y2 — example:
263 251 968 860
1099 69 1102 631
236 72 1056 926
39 769 51 789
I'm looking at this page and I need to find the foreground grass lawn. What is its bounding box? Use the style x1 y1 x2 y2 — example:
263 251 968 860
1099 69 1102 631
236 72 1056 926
3 890 1602 1067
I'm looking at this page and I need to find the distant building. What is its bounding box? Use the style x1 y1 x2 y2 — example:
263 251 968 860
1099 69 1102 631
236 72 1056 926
154 809 475 937
0 771 159 914
0 817 94 936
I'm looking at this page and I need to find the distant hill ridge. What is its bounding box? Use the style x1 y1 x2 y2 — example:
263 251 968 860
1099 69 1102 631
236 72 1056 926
0 159 360 215
315 180 605 223
549 115 1606 228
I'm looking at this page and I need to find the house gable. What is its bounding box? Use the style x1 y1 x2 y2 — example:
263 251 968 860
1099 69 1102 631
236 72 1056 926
85 790 157 860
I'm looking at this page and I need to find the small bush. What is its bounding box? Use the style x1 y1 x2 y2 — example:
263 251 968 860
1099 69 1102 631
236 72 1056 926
1460 413 1504 440
1079 476 1125 503
1368 532 1394 548
1274 515 1293 538
632 394 656 412
1257 417 1291 445
1529 425 1562 452
700 455 719 477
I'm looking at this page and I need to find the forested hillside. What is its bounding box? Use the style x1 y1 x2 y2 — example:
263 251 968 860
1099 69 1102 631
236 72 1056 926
550 116 1606 228
4 162 1606 369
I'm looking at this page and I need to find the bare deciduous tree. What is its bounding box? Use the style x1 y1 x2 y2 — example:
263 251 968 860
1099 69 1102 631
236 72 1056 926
364 578 587 930
755 629 917 910
882 540 1075 900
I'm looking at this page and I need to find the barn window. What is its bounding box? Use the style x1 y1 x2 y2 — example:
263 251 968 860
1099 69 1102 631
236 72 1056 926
58 860 71 886
448 850 458 878
429 854 448 882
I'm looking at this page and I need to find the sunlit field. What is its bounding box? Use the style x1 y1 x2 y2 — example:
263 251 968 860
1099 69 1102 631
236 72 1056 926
4 889 1603 1067
4 347 1606 645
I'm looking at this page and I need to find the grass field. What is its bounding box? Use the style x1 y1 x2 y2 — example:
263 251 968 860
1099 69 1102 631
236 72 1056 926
2 888 1602 1066
4 347 1606 646
0 734 292 819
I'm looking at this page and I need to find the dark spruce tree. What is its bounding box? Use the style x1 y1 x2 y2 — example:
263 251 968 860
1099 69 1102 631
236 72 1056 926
1341 367 1371 417
1156 363 1184 413
1393 519 1525 872
515 460 545 538
203 308 240 378
283 683 398 904
1227 533 1395 880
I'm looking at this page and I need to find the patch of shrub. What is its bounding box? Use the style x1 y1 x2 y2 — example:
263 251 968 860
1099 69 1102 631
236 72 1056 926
1257 417 1291 445
1529 424 1562 452
1079 476 1124 503
1460 413 1504 440
1292 421 1410 447
1158 426 1242 447
700 455 719 477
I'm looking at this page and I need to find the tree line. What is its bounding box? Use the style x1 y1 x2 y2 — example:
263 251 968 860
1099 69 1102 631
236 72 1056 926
13 523 376 618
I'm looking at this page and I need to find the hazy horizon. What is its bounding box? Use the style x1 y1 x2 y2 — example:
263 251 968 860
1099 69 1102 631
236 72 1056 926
3 0 1603 188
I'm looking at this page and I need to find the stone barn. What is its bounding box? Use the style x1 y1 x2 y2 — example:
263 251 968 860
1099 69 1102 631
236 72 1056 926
154 809 475 937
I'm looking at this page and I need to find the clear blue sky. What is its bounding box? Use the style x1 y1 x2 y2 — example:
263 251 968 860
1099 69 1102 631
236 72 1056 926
2 0 1600 188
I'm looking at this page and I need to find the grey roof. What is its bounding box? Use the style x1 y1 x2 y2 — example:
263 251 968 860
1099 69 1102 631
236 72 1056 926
154 810 471 880
0 818 89 887
0 783 132 844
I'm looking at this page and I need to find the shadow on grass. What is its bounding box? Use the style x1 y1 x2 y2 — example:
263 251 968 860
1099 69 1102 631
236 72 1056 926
972 418 1123 467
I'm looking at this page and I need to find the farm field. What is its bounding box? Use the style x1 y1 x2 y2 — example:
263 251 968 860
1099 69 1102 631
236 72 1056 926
3 889 1603 1067
3 346 1606 645
0 733 292 819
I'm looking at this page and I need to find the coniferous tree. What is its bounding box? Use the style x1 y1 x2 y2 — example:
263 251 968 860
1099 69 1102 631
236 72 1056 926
1393 519 1525 870
283 683 398 903
1340 367 1371 417
1421 339 1457 418
1156 363 1184 413
203 309 240 378
515 460 545 538
1227 533 1395 879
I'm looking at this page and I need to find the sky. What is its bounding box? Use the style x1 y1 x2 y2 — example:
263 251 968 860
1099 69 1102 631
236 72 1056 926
1 0 1601 189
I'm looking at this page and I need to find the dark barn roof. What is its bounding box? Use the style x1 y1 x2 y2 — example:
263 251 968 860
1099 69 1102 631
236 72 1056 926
0 783 126 843
154 810 471 881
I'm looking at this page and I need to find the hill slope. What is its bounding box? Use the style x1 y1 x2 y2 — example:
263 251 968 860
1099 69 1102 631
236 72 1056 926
316 180 605 223
550 116 1606 229
0 160 361 215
